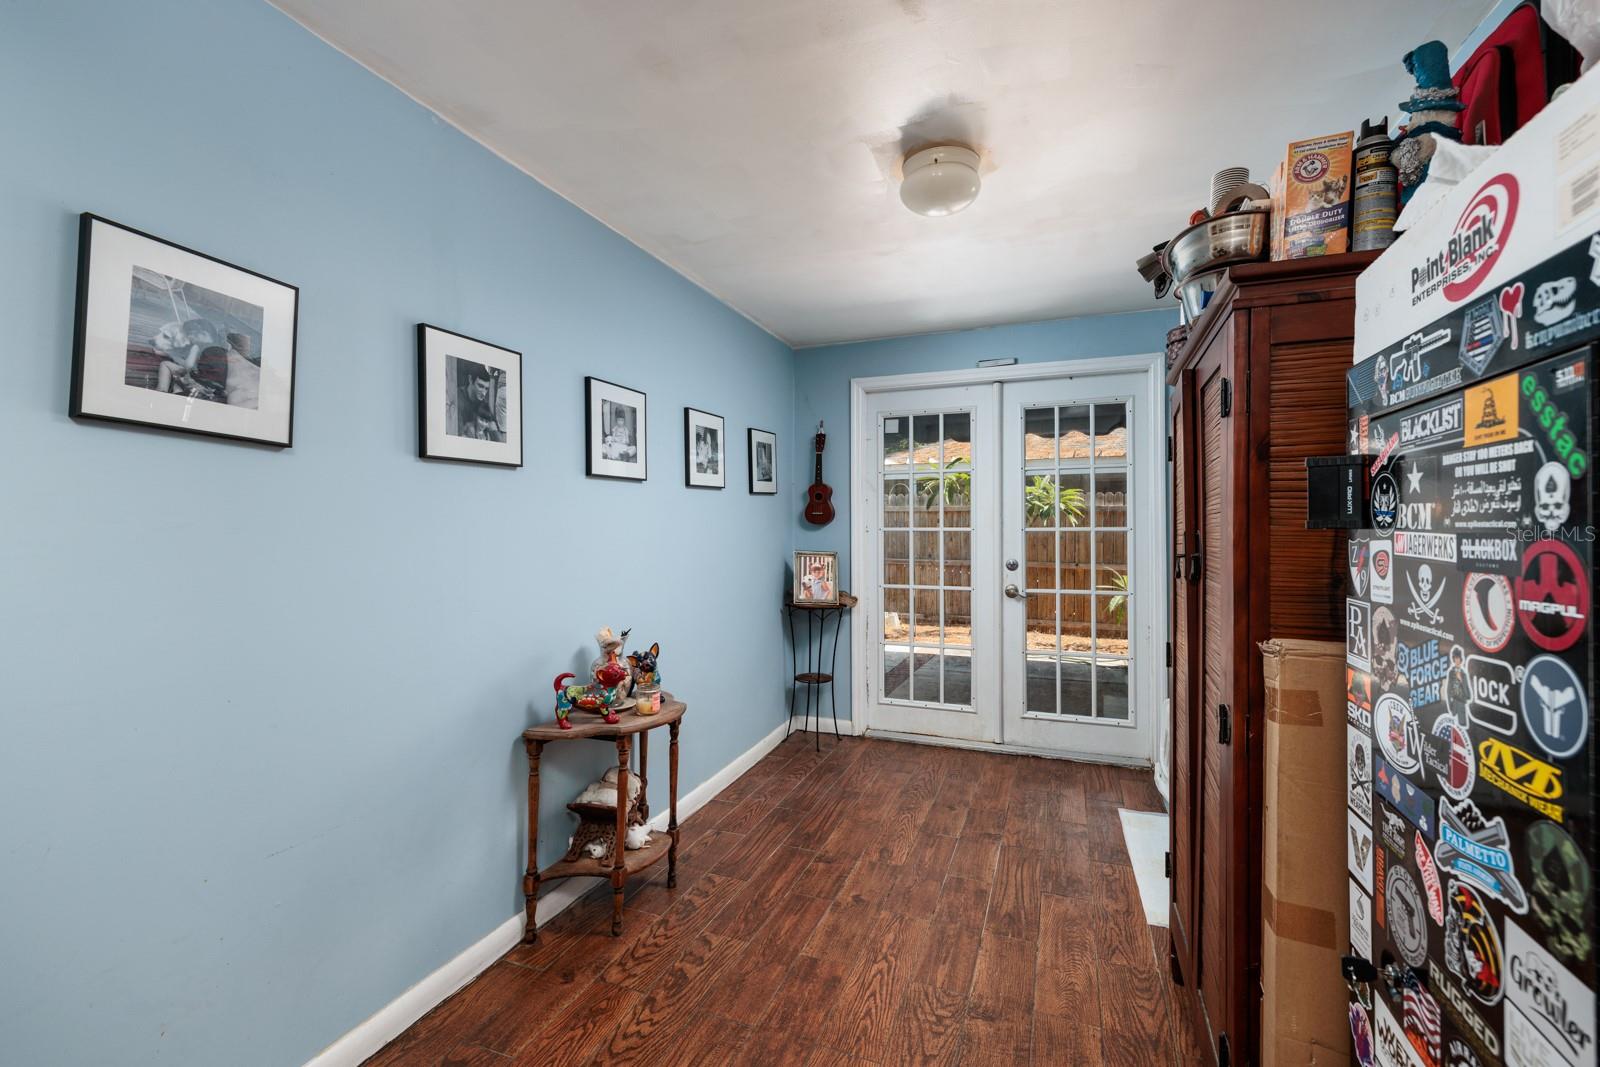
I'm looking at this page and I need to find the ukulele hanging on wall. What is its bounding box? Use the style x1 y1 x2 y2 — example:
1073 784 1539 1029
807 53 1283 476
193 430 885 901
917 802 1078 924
803 421 835 526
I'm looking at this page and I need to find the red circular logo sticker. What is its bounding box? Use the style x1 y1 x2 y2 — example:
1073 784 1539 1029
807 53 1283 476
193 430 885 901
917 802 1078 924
1442 174 1519 303
1292 153 1330 183
1516 540 1589 651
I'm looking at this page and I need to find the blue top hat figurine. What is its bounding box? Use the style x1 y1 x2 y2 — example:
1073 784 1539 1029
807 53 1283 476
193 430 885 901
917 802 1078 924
1394 40 1464 205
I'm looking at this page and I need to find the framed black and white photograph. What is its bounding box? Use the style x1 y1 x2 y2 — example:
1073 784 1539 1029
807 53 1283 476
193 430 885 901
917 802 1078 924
70 213 298 446
684 407 725 489
585 376 647 480
416 323 522 467
794 550 839 606
748 427 778 494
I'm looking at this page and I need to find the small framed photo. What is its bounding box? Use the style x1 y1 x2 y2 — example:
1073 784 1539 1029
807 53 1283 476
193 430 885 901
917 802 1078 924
684 407 726 488
748 428 778 495
71 213 298 446
586 377 647 480
794 551 839 606
417 324 522 467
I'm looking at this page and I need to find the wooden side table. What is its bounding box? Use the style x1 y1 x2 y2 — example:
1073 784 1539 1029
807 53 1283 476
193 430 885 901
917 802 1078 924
521 696 685 939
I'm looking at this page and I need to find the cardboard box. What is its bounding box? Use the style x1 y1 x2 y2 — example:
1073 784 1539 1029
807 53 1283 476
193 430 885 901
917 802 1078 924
1260 638 1351 1067
1278 132 1354 259
1355 66 1600 361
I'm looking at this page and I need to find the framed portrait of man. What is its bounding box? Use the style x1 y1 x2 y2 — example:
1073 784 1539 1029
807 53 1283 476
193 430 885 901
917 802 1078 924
417 323 523 467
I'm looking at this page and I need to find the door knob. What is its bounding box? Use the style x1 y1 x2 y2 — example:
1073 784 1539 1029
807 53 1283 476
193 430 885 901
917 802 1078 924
1004 584 1029 600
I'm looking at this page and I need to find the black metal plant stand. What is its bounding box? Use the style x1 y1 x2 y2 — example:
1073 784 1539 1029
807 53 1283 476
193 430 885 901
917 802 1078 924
784 596 850 751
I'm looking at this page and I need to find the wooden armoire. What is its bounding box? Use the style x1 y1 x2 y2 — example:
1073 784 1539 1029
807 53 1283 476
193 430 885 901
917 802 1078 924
1166 251 1378 1067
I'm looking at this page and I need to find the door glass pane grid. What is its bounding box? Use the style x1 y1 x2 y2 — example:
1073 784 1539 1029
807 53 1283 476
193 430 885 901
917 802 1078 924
880 409 973 710
1019 400 1132 721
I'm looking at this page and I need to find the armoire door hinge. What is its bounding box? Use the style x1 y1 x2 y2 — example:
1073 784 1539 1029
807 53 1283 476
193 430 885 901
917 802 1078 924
1219 378 1233 418
1164 851 1172 878
1167 434 1173 462
1218 703 1232 745
1166 641 1172 669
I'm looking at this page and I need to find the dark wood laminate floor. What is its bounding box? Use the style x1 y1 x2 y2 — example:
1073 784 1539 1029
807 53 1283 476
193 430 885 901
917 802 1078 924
367 734 1206 1066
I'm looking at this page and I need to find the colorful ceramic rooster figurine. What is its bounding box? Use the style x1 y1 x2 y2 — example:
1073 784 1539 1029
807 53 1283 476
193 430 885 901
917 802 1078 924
591 627 633 701
552 672 621 726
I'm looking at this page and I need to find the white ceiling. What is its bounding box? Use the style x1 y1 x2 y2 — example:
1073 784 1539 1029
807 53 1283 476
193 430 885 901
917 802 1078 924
272 0 1494 347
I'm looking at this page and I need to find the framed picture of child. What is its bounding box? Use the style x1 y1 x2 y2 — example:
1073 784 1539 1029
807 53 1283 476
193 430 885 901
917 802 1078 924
586 377 648 480
684 407 725 489
70 213 299 446
416 323 523 467
748 428 778 495
793 551 839 606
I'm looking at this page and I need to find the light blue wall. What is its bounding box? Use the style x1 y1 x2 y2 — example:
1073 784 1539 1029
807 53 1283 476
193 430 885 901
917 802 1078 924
0 2 794 1065
790 309 1179 725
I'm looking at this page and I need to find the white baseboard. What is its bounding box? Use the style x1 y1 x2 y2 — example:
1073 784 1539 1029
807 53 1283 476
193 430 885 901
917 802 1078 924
787 713 856 737
861 727 1151 767
302 715 792 1067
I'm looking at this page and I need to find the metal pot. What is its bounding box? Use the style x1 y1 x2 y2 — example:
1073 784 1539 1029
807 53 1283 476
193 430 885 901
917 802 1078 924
1162 209 1269 285
1176 269 1227 320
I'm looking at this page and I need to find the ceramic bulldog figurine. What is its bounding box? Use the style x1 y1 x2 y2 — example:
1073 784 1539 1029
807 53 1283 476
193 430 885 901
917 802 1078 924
628 641 662 691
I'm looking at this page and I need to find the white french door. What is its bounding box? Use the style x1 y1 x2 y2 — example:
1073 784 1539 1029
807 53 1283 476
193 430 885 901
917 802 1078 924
997 374 1151 760
856 362 1160 763
862 384 1000 742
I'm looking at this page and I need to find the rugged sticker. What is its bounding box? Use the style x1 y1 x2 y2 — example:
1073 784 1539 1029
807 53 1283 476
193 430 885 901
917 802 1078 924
1505 919 1597 1064
1463 573 1516 652
1445 880 1504 1006
1516 540 1589 652
1436 798 1528 913
1521 654 1588 759
1526 822 1593 968
1432 960 1503 1061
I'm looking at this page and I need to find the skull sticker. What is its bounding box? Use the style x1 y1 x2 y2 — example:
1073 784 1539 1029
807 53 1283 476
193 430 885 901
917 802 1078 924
1534 460 1571 533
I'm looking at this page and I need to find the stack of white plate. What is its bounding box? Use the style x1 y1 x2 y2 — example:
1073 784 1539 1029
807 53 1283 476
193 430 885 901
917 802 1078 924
1209 167 1250 216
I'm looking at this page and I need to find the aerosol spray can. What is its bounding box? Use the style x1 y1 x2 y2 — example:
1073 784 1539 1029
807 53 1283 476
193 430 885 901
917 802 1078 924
1352 117 1398 251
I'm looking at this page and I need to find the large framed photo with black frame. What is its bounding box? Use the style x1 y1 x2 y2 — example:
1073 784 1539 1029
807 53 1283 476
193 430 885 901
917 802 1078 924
71 213 298 446
684 407 725 488
748 427 778 494
416 323 523 467
585 376 647 480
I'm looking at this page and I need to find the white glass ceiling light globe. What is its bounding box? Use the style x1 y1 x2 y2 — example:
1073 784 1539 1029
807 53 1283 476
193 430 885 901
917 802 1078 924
899 145 981 217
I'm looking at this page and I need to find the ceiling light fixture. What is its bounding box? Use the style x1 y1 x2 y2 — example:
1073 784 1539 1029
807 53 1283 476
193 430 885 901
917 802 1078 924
899 144 981 217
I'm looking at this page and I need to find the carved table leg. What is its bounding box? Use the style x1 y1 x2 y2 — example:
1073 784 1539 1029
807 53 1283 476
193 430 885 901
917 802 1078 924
668 720 680 888
522 738 543 943
637 729 650 822
612 736 631 936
